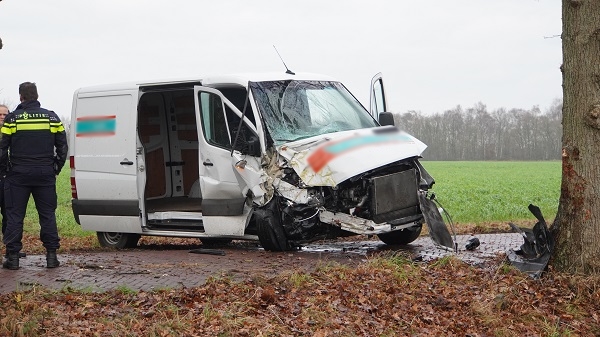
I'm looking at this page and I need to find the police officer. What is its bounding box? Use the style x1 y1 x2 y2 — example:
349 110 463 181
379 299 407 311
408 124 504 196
0 82 68 269
0 104 9 235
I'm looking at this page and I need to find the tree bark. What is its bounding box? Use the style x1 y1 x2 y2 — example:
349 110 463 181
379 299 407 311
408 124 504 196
552 0 600 273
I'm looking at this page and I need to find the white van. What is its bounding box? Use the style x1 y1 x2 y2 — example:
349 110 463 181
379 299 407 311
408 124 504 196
69 72 452 250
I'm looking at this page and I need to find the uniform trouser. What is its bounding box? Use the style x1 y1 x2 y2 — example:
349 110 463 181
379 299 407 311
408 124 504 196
2 166 60 253
0 178 6 235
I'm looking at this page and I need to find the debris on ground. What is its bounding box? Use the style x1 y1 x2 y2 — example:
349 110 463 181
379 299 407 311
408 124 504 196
507 204 554 278
465 237 480 251
189 248 226 256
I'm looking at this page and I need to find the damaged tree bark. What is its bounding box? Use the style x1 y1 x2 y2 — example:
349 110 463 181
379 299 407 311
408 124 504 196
552 0 600 274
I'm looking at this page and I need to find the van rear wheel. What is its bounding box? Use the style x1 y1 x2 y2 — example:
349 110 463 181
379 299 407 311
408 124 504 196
97 232 141 249
377 225 422 245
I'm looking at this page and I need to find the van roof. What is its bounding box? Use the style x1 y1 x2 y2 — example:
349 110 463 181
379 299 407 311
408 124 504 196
76 72 338 94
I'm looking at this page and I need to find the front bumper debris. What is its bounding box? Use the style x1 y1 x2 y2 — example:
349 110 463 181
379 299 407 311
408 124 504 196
319 210 419 235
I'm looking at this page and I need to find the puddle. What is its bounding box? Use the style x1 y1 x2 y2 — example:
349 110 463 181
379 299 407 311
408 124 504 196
300 240 386 255
299 234 523 265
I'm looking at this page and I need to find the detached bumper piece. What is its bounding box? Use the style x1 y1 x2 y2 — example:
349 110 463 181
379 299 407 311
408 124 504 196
418 191 455 250
507 204 554 279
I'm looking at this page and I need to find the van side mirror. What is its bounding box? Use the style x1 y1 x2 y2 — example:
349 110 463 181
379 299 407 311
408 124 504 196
246 136 261 157
378 112 395 126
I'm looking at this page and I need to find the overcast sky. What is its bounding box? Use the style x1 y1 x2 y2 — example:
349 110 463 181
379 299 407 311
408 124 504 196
1 0 562 120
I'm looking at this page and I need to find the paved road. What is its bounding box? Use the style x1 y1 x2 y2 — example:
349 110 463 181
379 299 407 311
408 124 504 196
0 233 523 294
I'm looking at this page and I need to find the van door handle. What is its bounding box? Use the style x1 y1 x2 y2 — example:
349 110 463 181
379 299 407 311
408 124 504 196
203 160 214 167
120 159 134 165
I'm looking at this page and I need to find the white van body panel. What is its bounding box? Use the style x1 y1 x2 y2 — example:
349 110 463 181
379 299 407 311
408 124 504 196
75 171 136 200
202 205 252 236
73 92 138 200
79 216 143 233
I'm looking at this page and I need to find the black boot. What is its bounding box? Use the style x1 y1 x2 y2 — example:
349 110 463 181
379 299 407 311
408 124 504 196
46 250 60 268
4 252 26 258
3 252 19 270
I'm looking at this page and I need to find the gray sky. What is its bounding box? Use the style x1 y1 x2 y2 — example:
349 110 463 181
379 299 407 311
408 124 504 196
1 0 562 120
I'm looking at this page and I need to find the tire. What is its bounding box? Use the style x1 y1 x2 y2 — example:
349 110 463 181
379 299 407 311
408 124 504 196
255 202 291 252
200 238 233 247
97 232 141 249
377 225 422 245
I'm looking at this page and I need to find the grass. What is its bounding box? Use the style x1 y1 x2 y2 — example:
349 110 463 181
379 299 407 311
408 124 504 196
18 161 562 239
286 270 314 288
115 285 138 295
421 161 561 225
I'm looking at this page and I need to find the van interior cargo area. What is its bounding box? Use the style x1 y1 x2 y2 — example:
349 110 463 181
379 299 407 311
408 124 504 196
138 88 203 230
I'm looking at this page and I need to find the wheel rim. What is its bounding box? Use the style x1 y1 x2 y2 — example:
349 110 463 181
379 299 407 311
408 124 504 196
103 232 123 245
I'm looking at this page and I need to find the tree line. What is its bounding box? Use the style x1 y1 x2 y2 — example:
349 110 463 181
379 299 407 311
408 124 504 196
393 99 562 161
2 95 562 162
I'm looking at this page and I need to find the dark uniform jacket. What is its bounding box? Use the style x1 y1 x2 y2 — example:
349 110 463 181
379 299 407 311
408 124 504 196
0 100 68 177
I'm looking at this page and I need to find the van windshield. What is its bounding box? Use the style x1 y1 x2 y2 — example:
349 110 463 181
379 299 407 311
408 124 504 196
249 80 378 145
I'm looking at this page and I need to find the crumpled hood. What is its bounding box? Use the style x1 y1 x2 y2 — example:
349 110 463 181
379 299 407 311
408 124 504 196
276 127 427 187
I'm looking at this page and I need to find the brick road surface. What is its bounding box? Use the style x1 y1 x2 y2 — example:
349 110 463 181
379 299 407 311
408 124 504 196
0 233 523 294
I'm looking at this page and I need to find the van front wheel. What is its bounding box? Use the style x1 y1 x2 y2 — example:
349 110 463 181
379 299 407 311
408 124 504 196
97 232 141 249
255 199 292 251
377 225 422 245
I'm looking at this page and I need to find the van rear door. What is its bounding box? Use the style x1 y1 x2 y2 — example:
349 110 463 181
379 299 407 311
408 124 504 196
71 90 142 233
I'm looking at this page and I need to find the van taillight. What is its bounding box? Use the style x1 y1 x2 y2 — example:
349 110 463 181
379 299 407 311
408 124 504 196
70 156 78 199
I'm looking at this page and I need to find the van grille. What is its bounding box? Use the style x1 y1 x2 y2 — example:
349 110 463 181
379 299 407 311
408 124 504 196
370 169 420 224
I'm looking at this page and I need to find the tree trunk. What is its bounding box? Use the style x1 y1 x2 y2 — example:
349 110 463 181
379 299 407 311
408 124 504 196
552 0 600 273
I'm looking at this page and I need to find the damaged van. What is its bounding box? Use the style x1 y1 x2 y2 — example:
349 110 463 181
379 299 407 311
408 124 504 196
70 72 452 251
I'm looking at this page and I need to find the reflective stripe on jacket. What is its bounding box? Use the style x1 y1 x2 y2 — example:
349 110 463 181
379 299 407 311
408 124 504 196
0 100 68 176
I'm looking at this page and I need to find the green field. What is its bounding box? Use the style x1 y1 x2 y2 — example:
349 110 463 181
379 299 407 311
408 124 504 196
21 161 562 237
421 161 561 225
